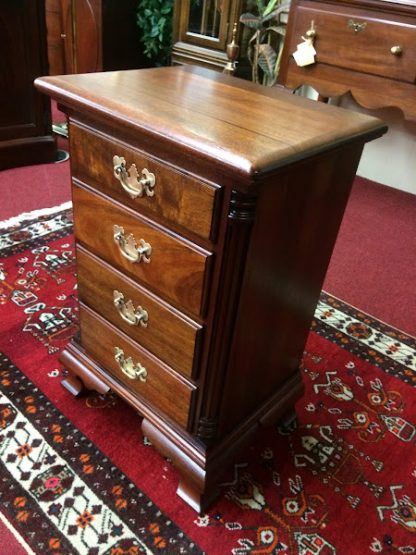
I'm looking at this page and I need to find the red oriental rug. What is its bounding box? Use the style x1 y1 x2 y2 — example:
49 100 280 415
0 205 415 555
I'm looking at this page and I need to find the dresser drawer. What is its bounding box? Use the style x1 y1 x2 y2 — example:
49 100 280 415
290 3 416 83
76 246 202 378
73 183 212 316
79 304 195 428
69 121 220 241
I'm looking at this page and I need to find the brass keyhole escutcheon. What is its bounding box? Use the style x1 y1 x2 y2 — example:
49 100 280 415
347 19 367 33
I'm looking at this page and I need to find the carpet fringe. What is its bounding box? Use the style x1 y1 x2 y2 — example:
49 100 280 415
0 201 72 229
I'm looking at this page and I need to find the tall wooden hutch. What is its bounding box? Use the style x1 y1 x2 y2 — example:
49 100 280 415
172 0 246 70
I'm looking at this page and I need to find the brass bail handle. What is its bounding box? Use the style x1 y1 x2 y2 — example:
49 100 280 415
114 347 147 381
305 20 317 41
113 225 152 264
113 155 156 199
113 290 148 327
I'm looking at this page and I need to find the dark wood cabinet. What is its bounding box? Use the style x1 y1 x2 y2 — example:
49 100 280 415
46 0 147 75
35 66 386 512
60 0 102 73
0 0 55 170
46 0 66 75
279 0 416 122
172 0 245 70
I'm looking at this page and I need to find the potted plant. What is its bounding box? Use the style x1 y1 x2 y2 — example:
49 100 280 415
136 0 173 66
240 0 290 85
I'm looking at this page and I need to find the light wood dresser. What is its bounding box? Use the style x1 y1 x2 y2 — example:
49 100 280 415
279 0 416 122
35 66 386 512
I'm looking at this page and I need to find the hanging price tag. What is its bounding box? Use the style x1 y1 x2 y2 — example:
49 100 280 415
292 38 316 67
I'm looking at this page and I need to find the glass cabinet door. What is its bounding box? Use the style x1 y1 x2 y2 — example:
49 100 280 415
179 0 232 50
188 0 223 38
172 0 246 70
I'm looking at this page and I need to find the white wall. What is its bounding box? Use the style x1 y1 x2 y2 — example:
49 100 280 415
300 88 416 195
339 97 416 195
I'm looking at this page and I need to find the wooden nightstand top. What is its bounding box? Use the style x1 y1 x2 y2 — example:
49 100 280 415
36 66 386 181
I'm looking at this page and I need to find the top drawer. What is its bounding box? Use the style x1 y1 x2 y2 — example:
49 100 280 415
69 121 221 241
289 2 416 83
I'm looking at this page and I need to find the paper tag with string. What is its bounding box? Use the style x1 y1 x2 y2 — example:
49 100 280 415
292 37 316 67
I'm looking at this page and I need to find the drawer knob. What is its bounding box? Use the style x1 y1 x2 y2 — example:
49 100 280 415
347 19 367 33
114 347 147 382
113 290 148 327
113 155 156 199
390 45 403 56
113 225 152 264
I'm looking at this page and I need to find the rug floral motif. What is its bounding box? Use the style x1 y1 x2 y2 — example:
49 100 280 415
0 206 415 555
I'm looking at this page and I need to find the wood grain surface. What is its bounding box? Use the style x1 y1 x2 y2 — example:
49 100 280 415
79 304 195 428
286 1 416 82
76 247 203 378
70 120 220 241
279 0 416 121
72 182 212 317
35 66 386 180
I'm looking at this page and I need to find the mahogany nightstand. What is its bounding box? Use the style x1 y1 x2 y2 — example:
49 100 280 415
35 66 386 512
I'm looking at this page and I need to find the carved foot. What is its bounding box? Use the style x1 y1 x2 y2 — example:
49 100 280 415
59 342 110 396
177 478 219 515
278 407 298 433
142 418 221 513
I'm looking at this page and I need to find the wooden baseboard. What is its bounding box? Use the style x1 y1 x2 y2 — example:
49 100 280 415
0 135 56 170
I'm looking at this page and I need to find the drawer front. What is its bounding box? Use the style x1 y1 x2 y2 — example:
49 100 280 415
70 121 220 241
76 246 202 378
73 183 212 316
79 304 195 428
289 3 416 83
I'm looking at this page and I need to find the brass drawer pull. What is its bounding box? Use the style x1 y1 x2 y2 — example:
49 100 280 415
113 290 148 327
305 20 317 40
113 155 156 199
114 347 147 381
113 225 152 264
347 19 367 33
390 45 403 56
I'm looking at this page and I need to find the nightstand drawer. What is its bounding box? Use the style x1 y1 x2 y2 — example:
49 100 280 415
76 246 203 378
70 121 221 241
290 3 416 82
79 304 196 429
73 182 212 317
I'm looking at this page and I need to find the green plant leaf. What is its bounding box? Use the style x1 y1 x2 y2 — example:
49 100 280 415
262 0 279 17
248 29 262 44
256 0 266 13
266 25 286 35
262 1 290 22
258 43 277 77
136 0 173 64
240 12 262 29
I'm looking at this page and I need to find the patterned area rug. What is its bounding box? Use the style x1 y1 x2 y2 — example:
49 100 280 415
0 205 415 555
